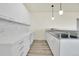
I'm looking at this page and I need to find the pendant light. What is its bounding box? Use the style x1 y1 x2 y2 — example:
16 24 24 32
51 5 55 20
59 3 63 15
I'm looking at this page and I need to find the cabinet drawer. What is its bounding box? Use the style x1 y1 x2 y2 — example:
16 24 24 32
15 39 25 49
17 45 24 52
16 45 25 56
13 40 25 55
19 51 25 56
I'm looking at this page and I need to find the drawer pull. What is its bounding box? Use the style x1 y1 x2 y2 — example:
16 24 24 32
18 41 24 44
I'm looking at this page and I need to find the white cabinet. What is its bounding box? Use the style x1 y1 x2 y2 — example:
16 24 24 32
0 32 31 56
60 39 79 56
45 32 60 56
12 33 31 56
12 39 26 56
0 31 34 56
29 32 34 45
0 30 34 56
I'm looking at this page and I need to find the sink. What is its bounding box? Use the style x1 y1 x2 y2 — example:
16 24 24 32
70 35 78 38
61 33 68 38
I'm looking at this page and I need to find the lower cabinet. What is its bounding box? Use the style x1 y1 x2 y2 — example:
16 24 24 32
12 38 28 56
13 32 34 56
0 32 34 56
46 32 60 56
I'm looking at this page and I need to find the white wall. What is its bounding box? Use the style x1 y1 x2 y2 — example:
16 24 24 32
0 3 31 25
31 12 79 40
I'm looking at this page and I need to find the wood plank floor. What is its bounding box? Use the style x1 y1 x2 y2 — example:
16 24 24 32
27 40 53 56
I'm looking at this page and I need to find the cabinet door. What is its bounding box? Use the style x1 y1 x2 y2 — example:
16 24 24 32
46 32 55 53
12 39 25 56
52 37 60 56
45 32 60 56
24 33 31 55
60 39 79 56
30 32 34 45
46 32 52 48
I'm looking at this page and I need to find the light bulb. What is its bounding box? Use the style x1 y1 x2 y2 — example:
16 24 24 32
59 10 63 15
52 17 54 20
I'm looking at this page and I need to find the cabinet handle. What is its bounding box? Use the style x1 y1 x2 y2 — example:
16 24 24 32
18 41 24 44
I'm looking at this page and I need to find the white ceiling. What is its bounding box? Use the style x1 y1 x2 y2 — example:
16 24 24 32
24 3 79 12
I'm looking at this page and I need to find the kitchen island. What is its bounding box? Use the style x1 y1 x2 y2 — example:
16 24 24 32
45 28 79 56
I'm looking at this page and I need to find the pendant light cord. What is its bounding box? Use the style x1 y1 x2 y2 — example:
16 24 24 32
60 3 62 10
51 5 54 17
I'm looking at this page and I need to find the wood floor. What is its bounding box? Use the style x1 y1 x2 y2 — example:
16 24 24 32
27 40 53 56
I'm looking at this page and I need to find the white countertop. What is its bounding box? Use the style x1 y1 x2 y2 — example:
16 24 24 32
47 31 79 39
0 30 30 44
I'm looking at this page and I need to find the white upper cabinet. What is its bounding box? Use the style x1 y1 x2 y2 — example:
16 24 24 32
0 3 30 25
